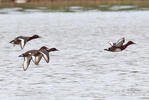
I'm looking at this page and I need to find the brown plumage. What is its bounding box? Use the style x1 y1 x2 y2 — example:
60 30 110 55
19 46 58 71
10 35 40 49
104 38 135 52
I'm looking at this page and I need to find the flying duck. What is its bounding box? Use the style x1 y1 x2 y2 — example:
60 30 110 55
104 37 135 52
10 35 40 49
19 46 58 71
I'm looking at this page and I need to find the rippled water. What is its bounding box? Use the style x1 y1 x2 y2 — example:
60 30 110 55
0 11 149 100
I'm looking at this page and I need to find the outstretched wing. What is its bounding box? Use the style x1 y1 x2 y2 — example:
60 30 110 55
115 37 125 47
19 38 25 49
34 54 43 65
18 37 27 49
108 41 114 46
23 55 32 71
40 50 49 63
108 38 125 47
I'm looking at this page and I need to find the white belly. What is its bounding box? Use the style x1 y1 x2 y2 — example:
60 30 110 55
114 48 122 52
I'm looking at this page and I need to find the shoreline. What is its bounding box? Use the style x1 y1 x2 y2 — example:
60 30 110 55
0 0 149 12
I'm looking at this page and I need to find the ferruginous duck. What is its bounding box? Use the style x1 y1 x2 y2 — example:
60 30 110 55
10 35 40 49
19 46 58 71
104 37 135 52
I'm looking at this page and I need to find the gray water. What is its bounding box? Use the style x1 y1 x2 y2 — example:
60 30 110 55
0 11 149 100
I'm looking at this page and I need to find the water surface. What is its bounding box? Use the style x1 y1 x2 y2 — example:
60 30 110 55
0 11 149 100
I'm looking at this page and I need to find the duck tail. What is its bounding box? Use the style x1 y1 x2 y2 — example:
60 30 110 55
104 49 109 51
19 54 24 57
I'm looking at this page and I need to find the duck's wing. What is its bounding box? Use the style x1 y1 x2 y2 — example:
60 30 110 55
23 55 32 71
108 41 114 46
115 37 125 47
18 38 25 49
18 37 27 49
40 50 49 63
34 54 43 65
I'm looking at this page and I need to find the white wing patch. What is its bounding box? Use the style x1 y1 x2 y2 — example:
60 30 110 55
35 54 42 65
108 38 125 47
23 55 32 71
32 56 35 64
19 38 25 49
115 37 125 47
40 51 49 63
109 42 114 46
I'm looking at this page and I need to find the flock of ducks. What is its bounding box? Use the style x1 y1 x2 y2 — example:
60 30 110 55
9 35 135 71
10 35 58 71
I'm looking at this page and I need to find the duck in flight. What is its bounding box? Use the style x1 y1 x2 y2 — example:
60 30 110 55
19 46 58 71
10 35 40 49
104 37 135 52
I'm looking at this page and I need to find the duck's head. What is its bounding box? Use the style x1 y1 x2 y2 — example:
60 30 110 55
48 48 59 52
32 35 41 38
127 41 136 45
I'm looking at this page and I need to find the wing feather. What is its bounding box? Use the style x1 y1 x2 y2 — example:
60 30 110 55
109 42 114 46
115 37 125 47
18 38 26 49
40 50 49 63
35 54 43 65
23 55 32 71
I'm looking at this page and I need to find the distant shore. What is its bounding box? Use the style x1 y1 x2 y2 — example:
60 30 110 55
0 0 149 11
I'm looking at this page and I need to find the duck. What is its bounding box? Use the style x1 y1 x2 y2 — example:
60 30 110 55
19 46 58 71
38 46 59 63
10 35 40 49
104 37 135 52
